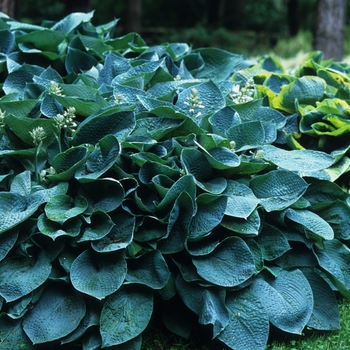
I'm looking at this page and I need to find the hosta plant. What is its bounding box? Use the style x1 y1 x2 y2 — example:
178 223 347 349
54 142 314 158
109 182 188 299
1 11 350 350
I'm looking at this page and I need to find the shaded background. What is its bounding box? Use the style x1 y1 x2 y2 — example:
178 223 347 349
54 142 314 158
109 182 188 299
1 0 349 60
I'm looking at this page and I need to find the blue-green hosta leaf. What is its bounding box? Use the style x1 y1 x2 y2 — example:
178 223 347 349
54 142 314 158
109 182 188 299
0 99 37 119
40 94 64 118
0 228 18 262
302 268 340 330
78 210 114 243
139 161 179 184
255 223 290 261
37 214 82 240
0 181 67 234
209 106 241 135
98 51 132 85
176 80 225 118
193 48 250 80
22 286 86 344
0 251 51 302
155 174 196 212
72 105 136 145
3 64 44 98
71 250 126 300
271 76 326 113
0 315 35 349
7 293 34 320
221 208 261 235
15 29 66 52
75 134 120 181
261 145 335 172
0 29 15 54
4 112 56 146
250 169 308 212
175 274 230 337
313 201 350 240
157 191 194 254
313 240 350 298
45 194 88 225
180 148 227 194
65 47 98 74
51 11 94 34
78 178 125 215
285 208 334 240
100 286 153 347
218 287 270 350
224 180 260 219
91 211 135 252
49 145 91 182
226 121 266 151
253 269 313 334
192 236 255 287
189 193 227 240
60 298 101 345
126 250 170 289
200 146 240 170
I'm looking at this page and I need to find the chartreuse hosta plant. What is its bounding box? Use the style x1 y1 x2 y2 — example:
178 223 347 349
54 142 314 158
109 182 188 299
1 11 350 350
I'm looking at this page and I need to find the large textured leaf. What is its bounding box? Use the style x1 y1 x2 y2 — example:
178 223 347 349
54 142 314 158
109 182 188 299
0 315 35 349
302 268 340 330
176 274 230 337
44 194 88 225
250 169 308 212
100 286 153 347
313 239 350 298
91 211 135 252
189 193 227 240
218 287 269 350
192 237 255 287
0 251 51 302
0 180 67 234
285 208 334 240
22 286 86 344
253 269 313 334
157 191 194 254
271 76 326 113
72 106 136 145
226 121 266 151
261 145 335 172
255 223 290 261
126 250 170 289
71 250 126 300
75 134 120 181
0 228 18 262
224 180 260 219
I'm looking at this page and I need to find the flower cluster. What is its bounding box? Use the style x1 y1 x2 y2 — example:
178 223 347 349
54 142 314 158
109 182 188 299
184 87 205 117
29 126 46 145
0 109 6 128
49 81 65 96
54 107 77 135
230 77 255 104
113 94 123 105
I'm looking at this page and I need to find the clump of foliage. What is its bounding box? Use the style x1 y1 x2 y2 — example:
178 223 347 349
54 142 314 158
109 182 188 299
1 10 350 350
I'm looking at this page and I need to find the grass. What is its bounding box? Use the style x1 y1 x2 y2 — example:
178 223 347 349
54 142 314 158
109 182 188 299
141 299 350 350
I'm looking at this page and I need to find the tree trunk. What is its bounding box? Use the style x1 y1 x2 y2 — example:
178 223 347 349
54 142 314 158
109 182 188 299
287 0 299 36
315 0 346 60
126 0 142 33
0 0 16 18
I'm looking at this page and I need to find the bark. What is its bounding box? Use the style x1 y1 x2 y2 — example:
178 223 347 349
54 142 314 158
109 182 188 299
0 0 16 18
126 0 142 33
315 0 346 60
